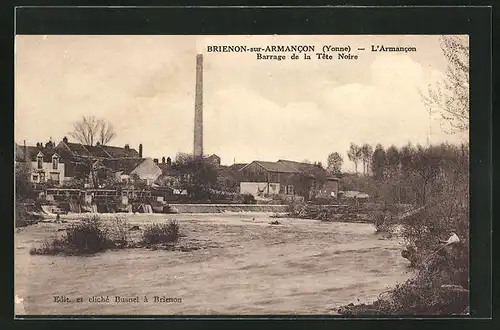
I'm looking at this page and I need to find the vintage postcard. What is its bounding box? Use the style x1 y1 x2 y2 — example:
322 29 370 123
14 34 469 316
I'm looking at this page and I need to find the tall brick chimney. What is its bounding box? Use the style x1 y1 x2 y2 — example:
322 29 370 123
23 140 27 162
139 144 143 158
193 54 203 158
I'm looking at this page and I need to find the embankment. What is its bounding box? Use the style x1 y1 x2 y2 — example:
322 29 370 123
167 204 288 213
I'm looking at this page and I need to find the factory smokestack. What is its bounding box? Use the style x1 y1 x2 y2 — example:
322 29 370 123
193 54 203 158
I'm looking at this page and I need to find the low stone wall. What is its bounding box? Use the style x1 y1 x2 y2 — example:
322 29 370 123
167 204 288 214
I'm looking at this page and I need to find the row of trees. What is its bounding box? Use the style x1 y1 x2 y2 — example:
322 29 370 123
351 142 469 206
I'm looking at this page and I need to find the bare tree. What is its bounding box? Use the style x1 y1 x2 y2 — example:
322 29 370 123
69 116 116 146
421 35 469 133
98 120 116 146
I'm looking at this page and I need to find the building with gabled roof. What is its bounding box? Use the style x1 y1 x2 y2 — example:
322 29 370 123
55 136 143 181
15 141 65 185
93 157 162 186
238 159 339 200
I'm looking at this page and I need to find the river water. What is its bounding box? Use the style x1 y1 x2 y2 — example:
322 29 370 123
15 212 413 315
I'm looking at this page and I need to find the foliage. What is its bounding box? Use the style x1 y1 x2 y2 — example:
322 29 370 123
347 143 362 174
361 143 373 176
371 143 387 181
339 269 468 315
30 216 119 255
327 152 343 174
15 164 36 201
141 220 180 245
372 210 395 234
241 193 256 204
172 156 219 200
420 35 469 133
16 200 43 228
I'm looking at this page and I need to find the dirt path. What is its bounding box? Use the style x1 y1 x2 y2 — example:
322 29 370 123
15 213 413 315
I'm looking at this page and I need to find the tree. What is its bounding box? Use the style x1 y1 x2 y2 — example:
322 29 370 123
15 164 36 201
98 120 116 145
175 152 194 166
347 143 362 174
399 143 415 176
385 145 400 179
361 144 373 176
420 35 469 133
371 144 386 181
69 115 116 146
327 152 343 175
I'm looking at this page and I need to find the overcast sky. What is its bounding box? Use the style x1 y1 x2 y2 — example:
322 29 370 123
15 35 468 169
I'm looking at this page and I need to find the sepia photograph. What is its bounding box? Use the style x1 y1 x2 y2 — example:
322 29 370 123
14 34 470 316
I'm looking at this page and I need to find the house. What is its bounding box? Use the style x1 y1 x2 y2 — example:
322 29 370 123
204 154 221 167
238 159 339 200
94 157 162 186
217 163 247 192
15 141 65 185
155 157 186 188
55 136 142 181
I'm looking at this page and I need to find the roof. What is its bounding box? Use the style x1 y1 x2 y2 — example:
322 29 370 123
58 142 92 157
98 158 144 174
15 144 64 163
99 145 140 158
228 163 248 171
241 160 324 174
239 159 340 181
157 163 183 177
57 141 139 158
251 161 300 173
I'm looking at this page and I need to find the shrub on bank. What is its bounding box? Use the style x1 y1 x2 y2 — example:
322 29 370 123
141 220 180 245
338 253 469 315
15 200 43 228
339 191 469 315
30 216 130 255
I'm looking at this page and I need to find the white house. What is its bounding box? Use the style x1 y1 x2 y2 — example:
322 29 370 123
15 142 66 185
96 157 162 186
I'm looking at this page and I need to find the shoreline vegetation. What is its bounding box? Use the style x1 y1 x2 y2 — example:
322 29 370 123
29 216 182 256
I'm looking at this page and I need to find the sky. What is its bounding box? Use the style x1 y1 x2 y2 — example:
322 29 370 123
15 35 469 170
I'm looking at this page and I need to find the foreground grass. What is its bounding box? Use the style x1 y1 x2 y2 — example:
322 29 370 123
30 216 181 256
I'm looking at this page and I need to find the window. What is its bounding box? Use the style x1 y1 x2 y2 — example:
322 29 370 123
39 172 45 183
287 185 294 195
52 156 59 170
32 175 38 182
37 156 43 169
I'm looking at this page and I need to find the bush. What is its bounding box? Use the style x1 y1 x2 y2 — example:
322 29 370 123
372 210 395 234
30 216 129 255
15 201 43 228
339 256 469 315
107 216 130 248
141 220 180 245
241 194 256 204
